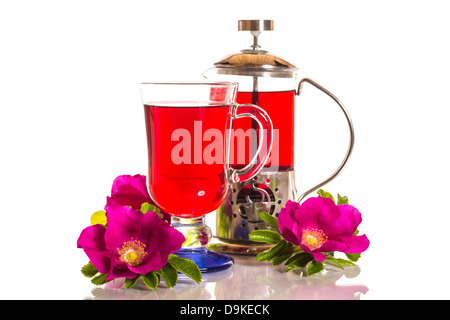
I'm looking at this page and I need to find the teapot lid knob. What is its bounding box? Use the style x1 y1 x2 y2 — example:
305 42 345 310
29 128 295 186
238 20 273 52
238 20 274 32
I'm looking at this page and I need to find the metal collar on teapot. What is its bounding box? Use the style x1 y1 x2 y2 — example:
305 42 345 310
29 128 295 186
211 20 298 79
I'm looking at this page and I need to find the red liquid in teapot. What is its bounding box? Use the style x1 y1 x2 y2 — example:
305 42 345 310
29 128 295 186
236 90 295 171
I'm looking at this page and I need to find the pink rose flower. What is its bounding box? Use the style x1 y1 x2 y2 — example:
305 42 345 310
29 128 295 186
108 174 171 223
77 200 184 281
77 174 183 281
278 197 370 262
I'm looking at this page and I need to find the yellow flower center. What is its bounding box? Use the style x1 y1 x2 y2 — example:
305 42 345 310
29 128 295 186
117 238 147 267
125 251 138 262
301 227 327 251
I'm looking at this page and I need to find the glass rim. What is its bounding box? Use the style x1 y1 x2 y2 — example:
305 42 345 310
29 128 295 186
140 81 238 87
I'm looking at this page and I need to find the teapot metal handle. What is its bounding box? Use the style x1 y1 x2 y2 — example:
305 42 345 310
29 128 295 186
296 78 355 203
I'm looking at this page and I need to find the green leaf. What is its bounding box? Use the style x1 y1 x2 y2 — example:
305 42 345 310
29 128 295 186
249 230 281 244
323 257 344 270
271 252 293 266
90 210 107 226
140 202 159 214
81 261 98 278
142 271 160 290
271 245 297 266
337 194 349 205
256 240 289 262
285 252 314 272
259 211 280 233
140 202 164 219
285 250 310 265
335 258 356 266
307 260 324 275
345 253 361 262
125 275 140 289
160 262 178 288
167 254 202 284
91 273 109 285
317 189 335 203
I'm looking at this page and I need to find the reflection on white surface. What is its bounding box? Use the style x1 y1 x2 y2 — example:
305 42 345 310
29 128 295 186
84 255 368 300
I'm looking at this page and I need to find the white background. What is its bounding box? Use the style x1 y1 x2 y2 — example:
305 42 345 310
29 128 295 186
1 0 449 299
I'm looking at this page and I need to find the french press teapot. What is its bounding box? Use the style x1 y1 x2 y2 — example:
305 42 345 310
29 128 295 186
203 20 355 254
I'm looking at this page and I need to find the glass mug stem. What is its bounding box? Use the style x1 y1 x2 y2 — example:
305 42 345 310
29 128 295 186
171 216 212 249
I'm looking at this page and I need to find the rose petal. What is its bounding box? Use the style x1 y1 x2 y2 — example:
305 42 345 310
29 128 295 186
318 239 348 253
132 220 185 275
77 225 111 274
320 234 370 254
295 197 341 233
105 263 138 281
109 174 171 223
310 251 327 262
105 277 126 289
326 204 363 237
339 234 370 254
111 174 151 209
104 200 143 250
278 201 301 245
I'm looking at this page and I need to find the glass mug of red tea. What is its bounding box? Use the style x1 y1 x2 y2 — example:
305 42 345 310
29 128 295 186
140 81 273 272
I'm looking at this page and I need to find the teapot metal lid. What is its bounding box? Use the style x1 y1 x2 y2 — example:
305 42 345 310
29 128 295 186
212 20 298 78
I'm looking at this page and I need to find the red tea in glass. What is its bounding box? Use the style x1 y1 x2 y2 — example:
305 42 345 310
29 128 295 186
144 102 232 217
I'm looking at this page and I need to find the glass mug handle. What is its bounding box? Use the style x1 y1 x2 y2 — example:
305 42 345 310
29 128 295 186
228 103 274 184
296 78 355 203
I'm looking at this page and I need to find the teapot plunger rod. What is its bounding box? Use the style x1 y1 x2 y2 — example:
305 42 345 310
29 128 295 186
252 76 259 105
250 30 261 50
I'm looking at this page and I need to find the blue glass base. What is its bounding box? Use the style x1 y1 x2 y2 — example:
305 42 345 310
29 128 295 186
174 247 234 274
